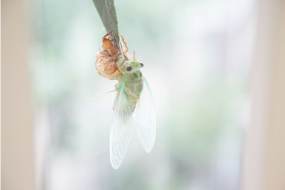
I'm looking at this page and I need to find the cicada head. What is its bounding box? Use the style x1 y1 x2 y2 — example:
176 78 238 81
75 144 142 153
121 60 144 74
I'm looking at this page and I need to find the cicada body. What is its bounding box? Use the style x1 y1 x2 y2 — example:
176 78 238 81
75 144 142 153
95 32 156 169
111 76 156 169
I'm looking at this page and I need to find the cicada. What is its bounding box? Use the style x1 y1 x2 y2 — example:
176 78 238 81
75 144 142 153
95 32 156 169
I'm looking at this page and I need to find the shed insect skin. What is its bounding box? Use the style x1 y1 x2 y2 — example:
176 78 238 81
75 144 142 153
95 30 122 80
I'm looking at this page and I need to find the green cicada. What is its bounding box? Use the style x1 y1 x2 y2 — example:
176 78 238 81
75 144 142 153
96 34 156 169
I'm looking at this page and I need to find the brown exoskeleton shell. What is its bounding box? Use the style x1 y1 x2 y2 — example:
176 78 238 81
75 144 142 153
95 30 123 80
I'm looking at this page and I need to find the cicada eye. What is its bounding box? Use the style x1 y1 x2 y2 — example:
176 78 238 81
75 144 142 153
126 66 132 71
140 63 144 67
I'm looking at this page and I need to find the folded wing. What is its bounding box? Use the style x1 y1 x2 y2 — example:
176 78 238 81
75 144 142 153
110 84 133 169
133 78 156 153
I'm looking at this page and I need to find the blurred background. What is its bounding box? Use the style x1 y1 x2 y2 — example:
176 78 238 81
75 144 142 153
2 0 285 190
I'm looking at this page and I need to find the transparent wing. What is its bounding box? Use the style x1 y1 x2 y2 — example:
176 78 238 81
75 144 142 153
110 84 133 169
133 77 156 153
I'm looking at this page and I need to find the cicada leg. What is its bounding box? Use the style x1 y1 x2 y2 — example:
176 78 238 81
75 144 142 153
112 83 119 109
114 52 122 60
112 82 125 110
100 70 119 80
103 30 113 41
120 35 128 55
133 50 136 60
116 56 126 72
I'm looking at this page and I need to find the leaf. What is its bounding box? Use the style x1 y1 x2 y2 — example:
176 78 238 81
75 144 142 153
92 0 120 45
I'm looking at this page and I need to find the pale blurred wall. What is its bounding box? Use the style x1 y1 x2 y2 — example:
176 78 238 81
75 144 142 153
2 0 35 190
242 0 285 190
